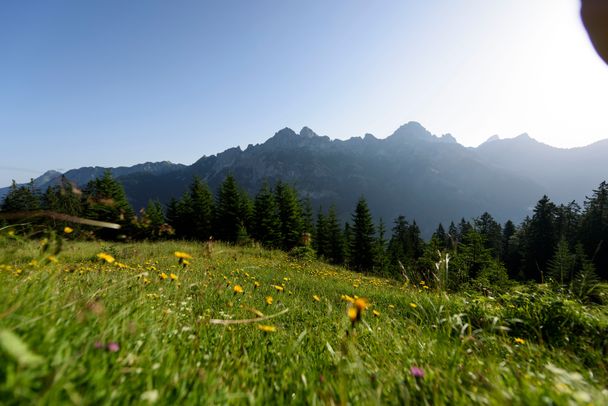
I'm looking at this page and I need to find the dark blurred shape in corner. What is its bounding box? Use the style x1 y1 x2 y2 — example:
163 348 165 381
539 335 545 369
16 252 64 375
581 0 608 65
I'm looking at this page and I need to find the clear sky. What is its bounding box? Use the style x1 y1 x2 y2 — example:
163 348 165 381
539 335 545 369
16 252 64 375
1 0 607 186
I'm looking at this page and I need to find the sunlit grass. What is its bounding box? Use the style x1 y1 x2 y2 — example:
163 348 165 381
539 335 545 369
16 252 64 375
1 239 607 404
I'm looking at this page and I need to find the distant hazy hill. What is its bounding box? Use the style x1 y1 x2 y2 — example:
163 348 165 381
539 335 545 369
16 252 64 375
0 162 184 202
3 123 605 237
474 134 608 204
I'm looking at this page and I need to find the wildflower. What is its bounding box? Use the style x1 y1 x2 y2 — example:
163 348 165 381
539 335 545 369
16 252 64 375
94 341 104 349
170 273 178 281
107 342 120 352
514 337 526 344
341 294 355 303
97 253 115 264
420 280 425 285
423 285 429 289
254 281 260 288
272 285 284 292
160 272 168 280
265 296 273 305
388 304 395 309
233 285 244 294
47 255 58 264
409 303 417 309
313 295 321 302
174 251 192 266
373 309 380 317
174 251 192 259
410 366 425 378
348 298 368 324
257 324 276 333
63 226 74 234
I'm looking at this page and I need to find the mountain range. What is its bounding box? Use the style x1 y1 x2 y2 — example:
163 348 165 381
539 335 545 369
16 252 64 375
2 122 606 237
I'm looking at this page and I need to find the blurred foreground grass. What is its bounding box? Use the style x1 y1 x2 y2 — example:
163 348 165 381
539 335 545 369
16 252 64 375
1 238 607 405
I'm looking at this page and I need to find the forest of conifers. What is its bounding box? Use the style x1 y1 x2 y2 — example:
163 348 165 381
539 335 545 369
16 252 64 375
2 171 607 300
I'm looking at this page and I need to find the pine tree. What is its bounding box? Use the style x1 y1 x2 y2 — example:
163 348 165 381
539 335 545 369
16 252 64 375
175 192 194 238
502 220 520 278
447 221 458 250
189 177 215 240
579 181 608 280
274 181 302 250
215 175 245 243
374 218 389 274
547 239 574 288
388 216 409 271
407 220 424 260
300 196 314 237
1 180 41 212
523 195 558 281
252 182 281 248
432 223 448 249
314 208 328 258
571 244 601 302
326 205 345 264
474 212 503 259
457 218 473 242
555 201 581 247
83 171 134 238
349 197 376 272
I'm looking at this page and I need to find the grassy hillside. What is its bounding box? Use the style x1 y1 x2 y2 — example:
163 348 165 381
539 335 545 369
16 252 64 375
1 238 607 405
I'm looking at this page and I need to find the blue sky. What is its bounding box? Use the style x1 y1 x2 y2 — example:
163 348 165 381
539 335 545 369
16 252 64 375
1 0 607 186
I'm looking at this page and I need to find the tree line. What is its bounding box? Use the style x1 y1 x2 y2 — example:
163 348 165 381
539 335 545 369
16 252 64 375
2 172 607 296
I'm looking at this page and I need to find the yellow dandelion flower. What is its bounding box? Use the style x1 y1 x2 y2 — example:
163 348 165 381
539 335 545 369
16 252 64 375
420 280 425 285
514 337 526 344
347 306 358 322
313 295 321 302
174 251 192 259
423 285 429 289
254 281 260 288
233 285 244 294
409 303 417 308
160 272 168 280
388 304 395 309
348 298 368 324
47 255 58 263
373 310 381 317
63 226 74 234
354 298 368 311
341 294 355 303
265 296 273 305
273 285 284 292
97 253 115 264
170 273 178 281
181 259 190 267
143 277 151 284
257 324 276 333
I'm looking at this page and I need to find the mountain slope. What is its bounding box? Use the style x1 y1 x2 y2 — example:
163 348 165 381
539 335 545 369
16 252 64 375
117 123 542 235
474 135 608 204
4 123 605 237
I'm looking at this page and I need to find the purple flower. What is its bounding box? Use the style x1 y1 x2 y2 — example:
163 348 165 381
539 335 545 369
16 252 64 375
410 366 425 378
94 341 104 349
107 342 120 352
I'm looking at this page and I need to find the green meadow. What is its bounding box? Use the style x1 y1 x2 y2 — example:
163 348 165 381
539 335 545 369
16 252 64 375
1 238 607 405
